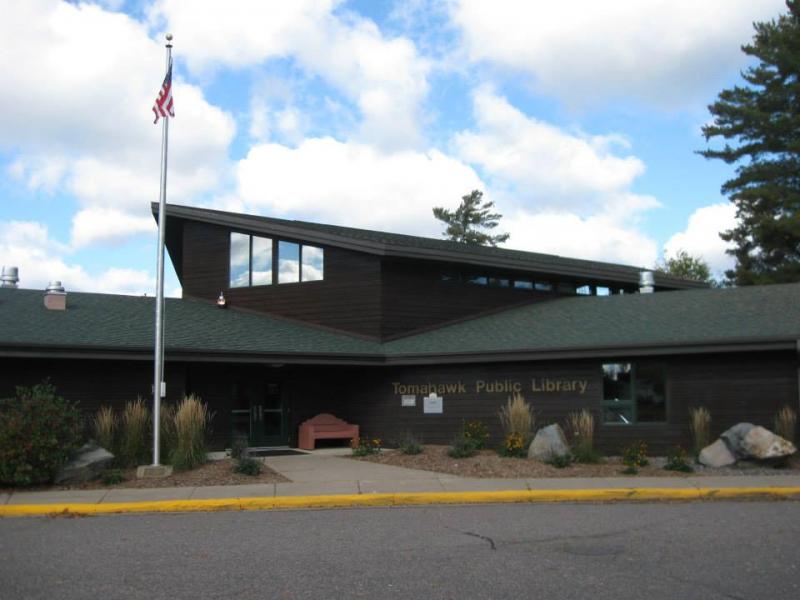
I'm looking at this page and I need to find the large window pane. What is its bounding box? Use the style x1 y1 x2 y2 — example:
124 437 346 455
278 241 300 283
602 363 633 424
635 362 667 422
251 236 272 285
230 232 250 288
301 245 324 282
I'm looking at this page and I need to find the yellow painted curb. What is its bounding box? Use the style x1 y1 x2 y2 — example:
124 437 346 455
1 486 799 518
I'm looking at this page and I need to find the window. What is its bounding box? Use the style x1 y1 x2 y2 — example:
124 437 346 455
229 233 250 288
602 362 666 424
596 286 610 296
230 233 273 287
230 233 324 287
278 241 300 283
466 275 488 285
576 284 592 296
441 271 461 282
301 245 324 282
535 282 554 292
489 277 510 287
514 279 533 290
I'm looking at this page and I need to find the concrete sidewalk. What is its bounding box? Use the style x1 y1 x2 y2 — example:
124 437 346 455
2 450 800 513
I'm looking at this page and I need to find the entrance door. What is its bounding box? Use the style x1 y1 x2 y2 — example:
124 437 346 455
231 380 287 448
250 382 287 447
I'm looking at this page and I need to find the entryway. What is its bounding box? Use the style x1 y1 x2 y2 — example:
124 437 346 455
231 380 288 447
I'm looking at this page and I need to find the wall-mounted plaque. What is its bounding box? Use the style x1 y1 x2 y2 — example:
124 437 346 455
423 393 443 414
401 394 416 407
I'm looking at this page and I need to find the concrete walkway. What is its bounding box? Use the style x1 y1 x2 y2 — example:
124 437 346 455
3 449 800 507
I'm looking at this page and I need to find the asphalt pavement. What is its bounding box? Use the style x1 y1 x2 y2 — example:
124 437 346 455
2 501 799 599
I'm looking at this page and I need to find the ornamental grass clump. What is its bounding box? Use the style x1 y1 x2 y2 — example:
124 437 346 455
159 403 177 465
93 405 117 455
566 409 601 464
498 392 534 445
689 407 711 456
171 395 211 470
774 405 797 443
119 398 151 467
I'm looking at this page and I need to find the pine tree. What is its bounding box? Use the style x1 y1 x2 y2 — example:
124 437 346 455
433 190 510 246
699 1 800 285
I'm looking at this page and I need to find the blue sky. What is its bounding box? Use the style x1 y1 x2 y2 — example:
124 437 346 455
0 0 789 295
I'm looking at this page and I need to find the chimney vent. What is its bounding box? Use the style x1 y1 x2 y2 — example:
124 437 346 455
44 281 67 311
1 266 19 288
639 270 655 294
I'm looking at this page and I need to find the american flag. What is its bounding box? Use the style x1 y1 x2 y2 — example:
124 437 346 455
152 59 174 124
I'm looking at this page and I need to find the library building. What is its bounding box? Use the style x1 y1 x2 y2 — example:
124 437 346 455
1 203 799 453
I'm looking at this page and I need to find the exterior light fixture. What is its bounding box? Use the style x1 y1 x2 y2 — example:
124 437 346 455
217 291 227 308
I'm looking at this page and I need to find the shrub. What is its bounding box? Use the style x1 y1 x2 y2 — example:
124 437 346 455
774 405 797 443
171 395 211 470
119 398 151 467
547 453 573 469
498 432 526 458
664 446 693 473
566 409 601 463
93 405 117 455
234 457 262 476
498 392 534 444
396 431 423 455
463 420 489 449
230 438 248 460
621 440 649 475
101 468 125 485
0 382 84 486
689 407 711 456
351 436 382 457
159 403 177 465
448 434 479 458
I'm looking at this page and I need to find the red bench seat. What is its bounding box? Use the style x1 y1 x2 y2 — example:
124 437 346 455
298 413 359 450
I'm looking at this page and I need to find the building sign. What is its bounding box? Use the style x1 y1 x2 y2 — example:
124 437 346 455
392 377 588 397
401 394 416 407
423 393 443 414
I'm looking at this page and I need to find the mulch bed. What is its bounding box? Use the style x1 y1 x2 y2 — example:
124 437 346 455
1 459 289 492
353 445 800 478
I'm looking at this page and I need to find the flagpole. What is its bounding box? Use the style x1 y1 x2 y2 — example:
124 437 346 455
152 33 173 467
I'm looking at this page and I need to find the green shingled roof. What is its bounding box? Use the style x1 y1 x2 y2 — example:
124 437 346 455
2 283 799 362
384 283 800 356
0 288 380 358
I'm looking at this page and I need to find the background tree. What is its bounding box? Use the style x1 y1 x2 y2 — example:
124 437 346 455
699 1 800 285
433 190 510 246
655 249 715 285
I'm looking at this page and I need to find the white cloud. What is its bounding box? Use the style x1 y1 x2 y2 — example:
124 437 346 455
453 89 657 214
0 0 235 247
151 0 430 149
664 203 736 275
234 136 485 235
70 208 155 248
504 211 658 268
451 0 786 106
0 220 154 295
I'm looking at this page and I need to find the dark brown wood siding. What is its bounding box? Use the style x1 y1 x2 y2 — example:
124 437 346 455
380 258 559 338
180 220 383 337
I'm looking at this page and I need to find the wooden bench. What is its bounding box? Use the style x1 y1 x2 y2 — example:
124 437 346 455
298 413 359 450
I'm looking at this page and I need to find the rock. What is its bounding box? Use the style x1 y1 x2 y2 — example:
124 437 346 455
54 443 114 485
528 424 570 460
698 439 736 468
741 426 797 461
720 423 756 458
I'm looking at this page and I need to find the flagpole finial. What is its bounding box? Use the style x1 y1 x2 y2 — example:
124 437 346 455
165 32 173 46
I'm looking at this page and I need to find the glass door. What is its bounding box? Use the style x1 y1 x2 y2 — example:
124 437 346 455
251 382 287 447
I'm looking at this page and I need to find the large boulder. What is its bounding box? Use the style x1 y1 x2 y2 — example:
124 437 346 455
528 424 570 461
54 443 114 485
720 423 756 459
698 439 736 468
741 426 797 461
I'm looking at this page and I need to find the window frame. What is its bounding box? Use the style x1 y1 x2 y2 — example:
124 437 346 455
229 232 325 288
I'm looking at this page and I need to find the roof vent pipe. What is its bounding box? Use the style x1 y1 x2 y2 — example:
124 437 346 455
639 270 655 294
1 266 19 288
44 281 67 311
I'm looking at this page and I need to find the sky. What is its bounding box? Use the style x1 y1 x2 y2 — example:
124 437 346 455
0 0 789 296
